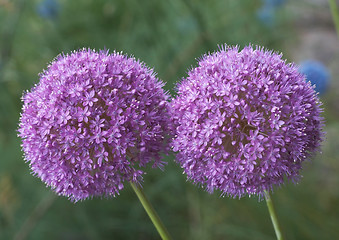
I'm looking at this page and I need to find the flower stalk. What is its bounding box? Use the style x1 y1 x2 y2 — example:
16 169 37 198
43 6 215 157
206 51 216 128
130 182 172 240
264 190 284 240
329 0 339 39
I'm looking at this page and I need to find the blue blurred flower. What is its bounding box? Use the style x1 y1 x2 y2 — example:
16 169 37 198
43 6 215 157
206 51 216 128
299 60 330 95
257 0 287 27
256 6 275 27
176 16 198 34
264 0 286 8
37 0 60 19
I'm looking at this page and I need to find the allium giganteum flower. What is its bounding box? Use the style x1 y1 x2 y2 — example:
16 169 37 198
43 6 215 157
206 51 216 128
19 49 171 202
171 45 324 198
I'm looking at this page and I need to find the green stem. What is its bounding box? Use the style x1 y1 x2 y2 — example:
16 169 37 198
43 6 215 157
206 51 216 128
130 182 172 240
264 191 284 240
329 0 339 39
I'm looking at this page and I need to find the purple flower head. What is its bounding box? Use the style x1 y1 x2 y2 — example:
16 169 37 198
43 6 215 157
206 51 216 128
171 45 324 198
18 49 171 202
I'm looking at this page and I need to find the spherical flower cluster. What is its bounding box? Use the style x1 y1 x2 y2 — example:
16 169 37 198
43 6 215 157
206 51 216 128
19 49 171 202
299 60 330 95
171 45 324 198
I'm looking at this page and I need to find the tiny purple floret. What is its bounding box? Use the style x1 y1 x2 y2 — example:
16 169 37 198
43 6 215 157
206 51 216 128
171 45 324 198
19 49 171 202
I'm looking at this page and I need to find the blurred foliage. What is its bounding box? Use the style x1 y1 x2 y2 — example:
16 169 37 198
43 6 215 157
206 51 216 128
0 0 338 239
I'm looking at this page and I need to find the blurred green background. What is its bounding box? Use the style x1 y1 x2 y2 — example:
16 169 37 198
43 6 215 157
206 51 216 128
1 0 338 239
